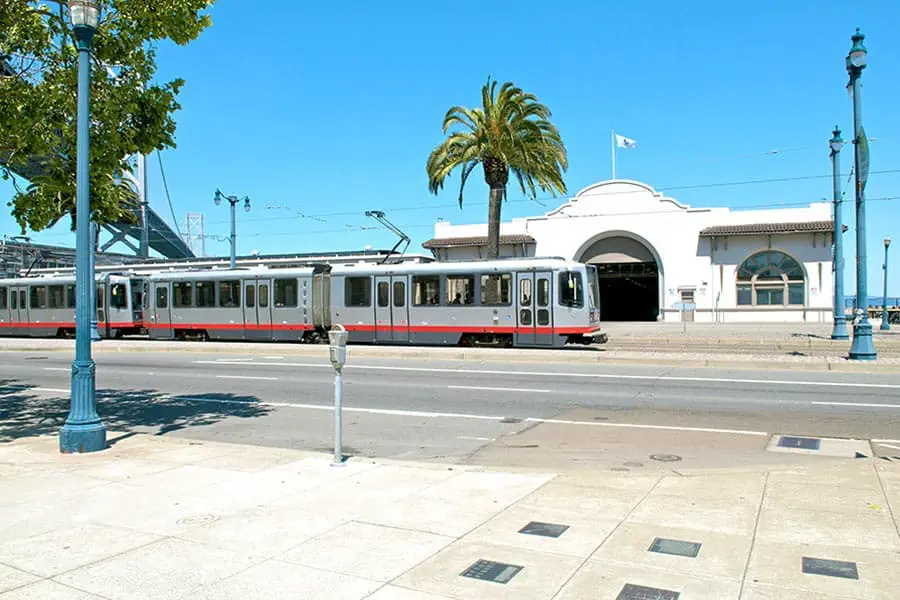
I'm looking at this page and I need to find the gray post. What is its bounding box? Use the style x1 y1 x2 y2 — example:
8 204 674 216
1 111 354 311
830 127 849 340
229 198 236 269
882 237 891 331
89 221 100 341
328 324 348 466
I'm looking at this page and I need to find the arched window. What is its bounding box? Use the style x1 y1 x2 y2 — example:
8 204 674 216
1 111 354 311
736 251 805 306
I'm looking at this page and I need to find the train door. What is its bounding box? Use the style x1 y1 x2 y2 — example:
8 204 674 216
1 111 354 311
95 281 109 337
390 277 409 342
515 271 553 347
11 286 27 332
374 276 409 343
374 276 392 342
242 279 273 340
152 281 173 338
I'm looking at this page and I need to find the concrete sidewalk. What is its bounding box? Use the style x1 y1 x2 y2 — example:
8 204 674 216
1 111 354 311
1 434 898 599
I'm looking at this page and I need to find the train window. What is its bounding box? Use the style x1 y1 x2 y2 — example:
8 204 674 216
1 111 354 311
156 286 168 309
519 279 532 306
196 282 215 308
0 287 6 310
345 277 371 307
413 275 440 306
537 278 550 307
274 279 297 308
96 285 104 309
219 281 241 308
559 271 584 308
30 286 47 309
520 309 532 325
245 285 255 308
377 282 389 307
48 285 65 308
446 275 473 305
480 273 511 306
173 282 193 308
393 281 405 308
537 309 550 326
19 290 25 309
111 284 128 309
259 284 269 308
66 285 76 308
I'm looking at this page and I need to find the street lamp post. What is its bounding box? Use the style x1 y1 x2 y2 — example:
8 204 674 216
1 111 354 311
846 28 877 361
829 127 849 340
882 236 892 331
214 189 250 269
89 220 100 341
60 0 106 453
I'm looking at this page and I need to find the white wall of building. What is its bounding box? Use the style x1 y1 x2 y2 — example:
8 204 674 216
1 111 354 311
429 180 835 323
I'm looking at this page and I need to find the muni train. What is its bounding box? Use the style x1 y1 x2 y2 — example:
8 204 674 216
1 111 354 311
0 257 608 348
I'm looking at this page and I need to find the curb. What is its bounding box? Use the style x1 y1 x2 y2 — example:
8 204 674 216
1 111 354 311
4 339 900 373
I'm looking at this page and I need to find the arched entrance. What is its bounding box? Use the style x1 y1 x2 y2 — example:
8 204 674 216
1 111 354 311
577 233 662 321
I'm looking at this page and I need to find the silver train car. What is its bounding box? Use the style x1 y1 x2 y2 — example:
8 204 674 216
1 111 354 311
0 274 143 338
142 258 606 348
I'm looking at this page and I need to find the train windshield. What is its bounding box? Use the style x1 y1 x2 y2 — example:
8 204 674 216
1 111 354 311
586 266 599 311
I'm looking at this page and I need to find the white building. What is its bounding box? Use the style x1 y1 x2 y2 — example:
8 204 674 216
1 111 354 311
423 180 836 323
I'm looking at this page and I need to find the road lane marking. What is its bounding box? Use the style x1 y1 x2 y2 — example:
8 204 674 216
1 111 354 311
878 443 900 451
523 417 768 436
192 360 900 390
458 436 494 442
448 385 550 393
215 375 278 381
43 367 69 372
263 356 284 360
811 401 900 409
33 387 70 393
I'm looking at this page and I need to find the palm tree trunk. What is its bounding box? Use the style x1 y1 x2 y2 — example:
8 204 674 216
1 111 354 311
486 185 503 260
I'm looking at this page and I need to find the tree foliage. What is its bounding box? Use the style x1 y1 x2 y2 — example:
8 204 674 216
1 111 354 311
0 0 214 232
426 78 568 258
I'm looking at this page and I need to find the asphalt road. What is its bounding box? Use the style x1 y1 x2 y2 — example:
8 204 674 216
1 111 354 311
2 350 899 470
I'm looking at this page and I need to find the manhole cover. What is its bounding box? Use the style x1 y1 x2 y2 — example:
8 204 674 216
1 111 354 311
617 583 680 600
778 436 821 450
802 557 858 579
649 454 682 462
460 559 523 584
177 514 220 527
518 521 569 538
648 537 701 558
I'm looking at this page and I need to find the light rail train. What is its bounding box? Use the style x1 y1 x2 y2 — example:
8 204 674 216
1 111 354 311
0 258 607 348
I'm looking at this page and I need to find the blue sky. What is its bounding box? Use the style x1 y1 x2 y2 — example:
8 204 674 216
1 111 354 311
3 0 899 295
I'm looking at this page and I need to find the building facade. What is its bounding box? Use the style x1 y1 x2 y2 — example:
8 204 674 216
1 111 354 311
423 180 836 323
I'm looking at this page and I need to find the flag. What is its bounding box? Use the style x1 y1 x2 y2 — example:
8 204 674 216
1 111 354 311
615 134 637 149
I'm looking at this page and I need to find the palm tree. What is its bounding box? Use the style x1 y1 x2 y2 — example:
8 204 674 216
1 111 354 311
426 78 568 259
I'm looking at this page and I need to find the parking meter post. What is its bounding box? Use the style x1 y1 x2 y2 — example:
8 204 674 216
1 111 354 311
328 325 348 467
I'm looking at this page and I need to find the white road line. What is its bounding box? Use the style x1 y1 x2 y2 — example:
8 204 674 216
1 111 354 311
877 443 900 451
811 401 900 409
523 417 768 436
448 385 550 393
33 387 70 393
458 436 494 442
263 356 284 360
43 367 70 372
192 360 900 390
215 375 278 381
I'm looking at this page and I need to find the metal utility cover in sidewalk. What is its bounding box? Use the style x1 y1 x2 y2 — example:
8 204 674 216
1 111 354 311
518 521 570 538
460 559 523 584
617 583 680 600
648 537 701 558
767 434 872 458
802 557 859 580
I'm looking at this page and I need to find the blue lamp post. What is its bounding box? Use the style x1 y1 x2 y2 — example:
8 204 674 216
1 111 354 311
829 127 849 340
214 189 251 269
882 236 891 331
89 220 100 341
846 28 877 360
60 0 106 453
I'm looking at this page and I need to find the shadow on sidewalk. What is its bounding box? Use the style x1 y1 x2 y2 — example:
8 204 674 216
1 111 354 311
0 379 271 442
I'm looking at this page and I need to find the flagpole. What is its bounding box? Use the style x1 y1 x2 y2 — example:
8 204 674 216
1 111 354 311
611 129 616 180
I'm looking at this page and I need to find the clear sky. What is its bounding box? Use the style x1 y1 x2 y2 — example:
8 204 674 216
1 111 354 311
2 0 899 295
